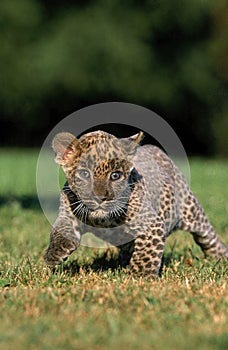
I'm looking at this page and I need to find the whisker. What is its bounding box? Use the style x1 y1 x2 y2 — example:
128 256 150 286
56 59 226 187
70 200 84 206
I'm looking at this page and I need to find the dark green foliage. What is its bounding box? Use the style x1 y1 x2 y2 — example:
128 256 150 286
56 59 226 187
0 0 227 154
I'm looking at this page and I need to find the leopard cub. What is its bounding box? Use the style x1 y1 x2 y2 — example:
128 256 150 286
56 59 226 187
44 130 228 276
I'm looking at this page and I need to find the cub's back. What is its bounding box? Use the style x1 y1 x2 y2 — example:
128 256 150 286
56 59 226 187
133 144 190 214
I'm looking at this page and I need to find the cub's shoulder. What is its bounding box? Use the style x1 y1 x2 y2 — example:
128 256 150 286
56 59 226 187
135 144 171 163
134 144 179 181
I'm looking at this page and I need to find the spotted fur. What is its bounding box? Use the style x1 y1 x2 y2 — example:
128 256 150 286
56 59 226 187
44 130 228 276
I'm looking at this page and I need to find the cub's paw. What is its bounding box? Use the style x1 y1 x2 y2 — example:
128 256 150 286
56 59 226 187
44 239 79 267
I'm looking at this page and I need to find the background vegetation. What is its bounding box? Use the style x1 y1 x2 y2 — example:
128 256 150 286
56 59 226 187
0 0 227 155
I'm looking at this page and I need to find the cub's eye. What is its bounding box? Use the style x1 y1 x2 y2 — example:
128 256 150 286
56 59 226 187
110 171 123 181
78 169 90 179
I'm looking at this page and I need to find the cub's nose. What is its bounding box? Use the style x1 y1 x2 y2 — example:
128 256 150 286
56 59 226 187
95 196 108 204
93 181 114 202
93 191 110 203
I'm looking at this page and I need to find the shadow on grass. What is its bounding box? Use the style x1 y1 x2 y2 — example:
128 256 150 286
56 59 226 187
56 249 186 277
62 250 123 276
0 195 41 210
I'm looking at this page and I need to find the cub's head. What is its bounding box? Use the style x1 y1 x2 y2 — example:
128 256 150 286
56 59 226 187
52 130 143 221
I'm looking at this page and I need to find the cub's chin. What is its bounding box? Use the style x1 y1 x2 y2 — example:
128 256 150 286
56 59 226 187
86 209 113 228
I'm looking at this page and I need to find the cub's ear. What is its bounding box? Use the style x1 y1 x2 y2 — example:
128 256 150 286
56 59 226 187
52 132 80 166
128 131 144 144
121 131 144 155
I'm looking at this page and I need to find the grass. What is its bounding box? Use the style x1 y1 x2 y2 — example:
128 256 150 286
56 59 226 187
0 149 227 350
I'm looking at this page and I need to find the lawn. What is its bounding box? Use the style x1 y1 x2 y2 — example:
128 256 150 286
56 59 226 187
0 149 227 350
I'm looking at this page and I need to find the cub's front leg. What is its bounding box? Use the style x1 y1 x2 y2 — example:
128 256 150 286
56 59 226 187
129 223 166 277
44 192 82 267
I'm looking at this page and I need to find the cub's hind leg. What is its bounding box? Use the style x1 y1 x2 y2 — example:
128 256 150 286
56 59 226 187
178 191 228 258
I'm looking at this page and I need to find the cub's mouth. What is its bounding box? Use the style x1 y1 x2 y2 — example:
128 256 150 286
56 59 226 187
88 206 111 220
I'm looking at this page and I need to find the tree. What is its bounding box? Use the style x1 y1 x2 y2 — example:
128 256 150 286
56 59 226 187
0 0 227 154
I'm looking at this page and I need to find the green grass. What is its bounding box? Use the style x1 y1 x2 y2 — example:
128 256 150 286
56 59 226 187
0 150 227 350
